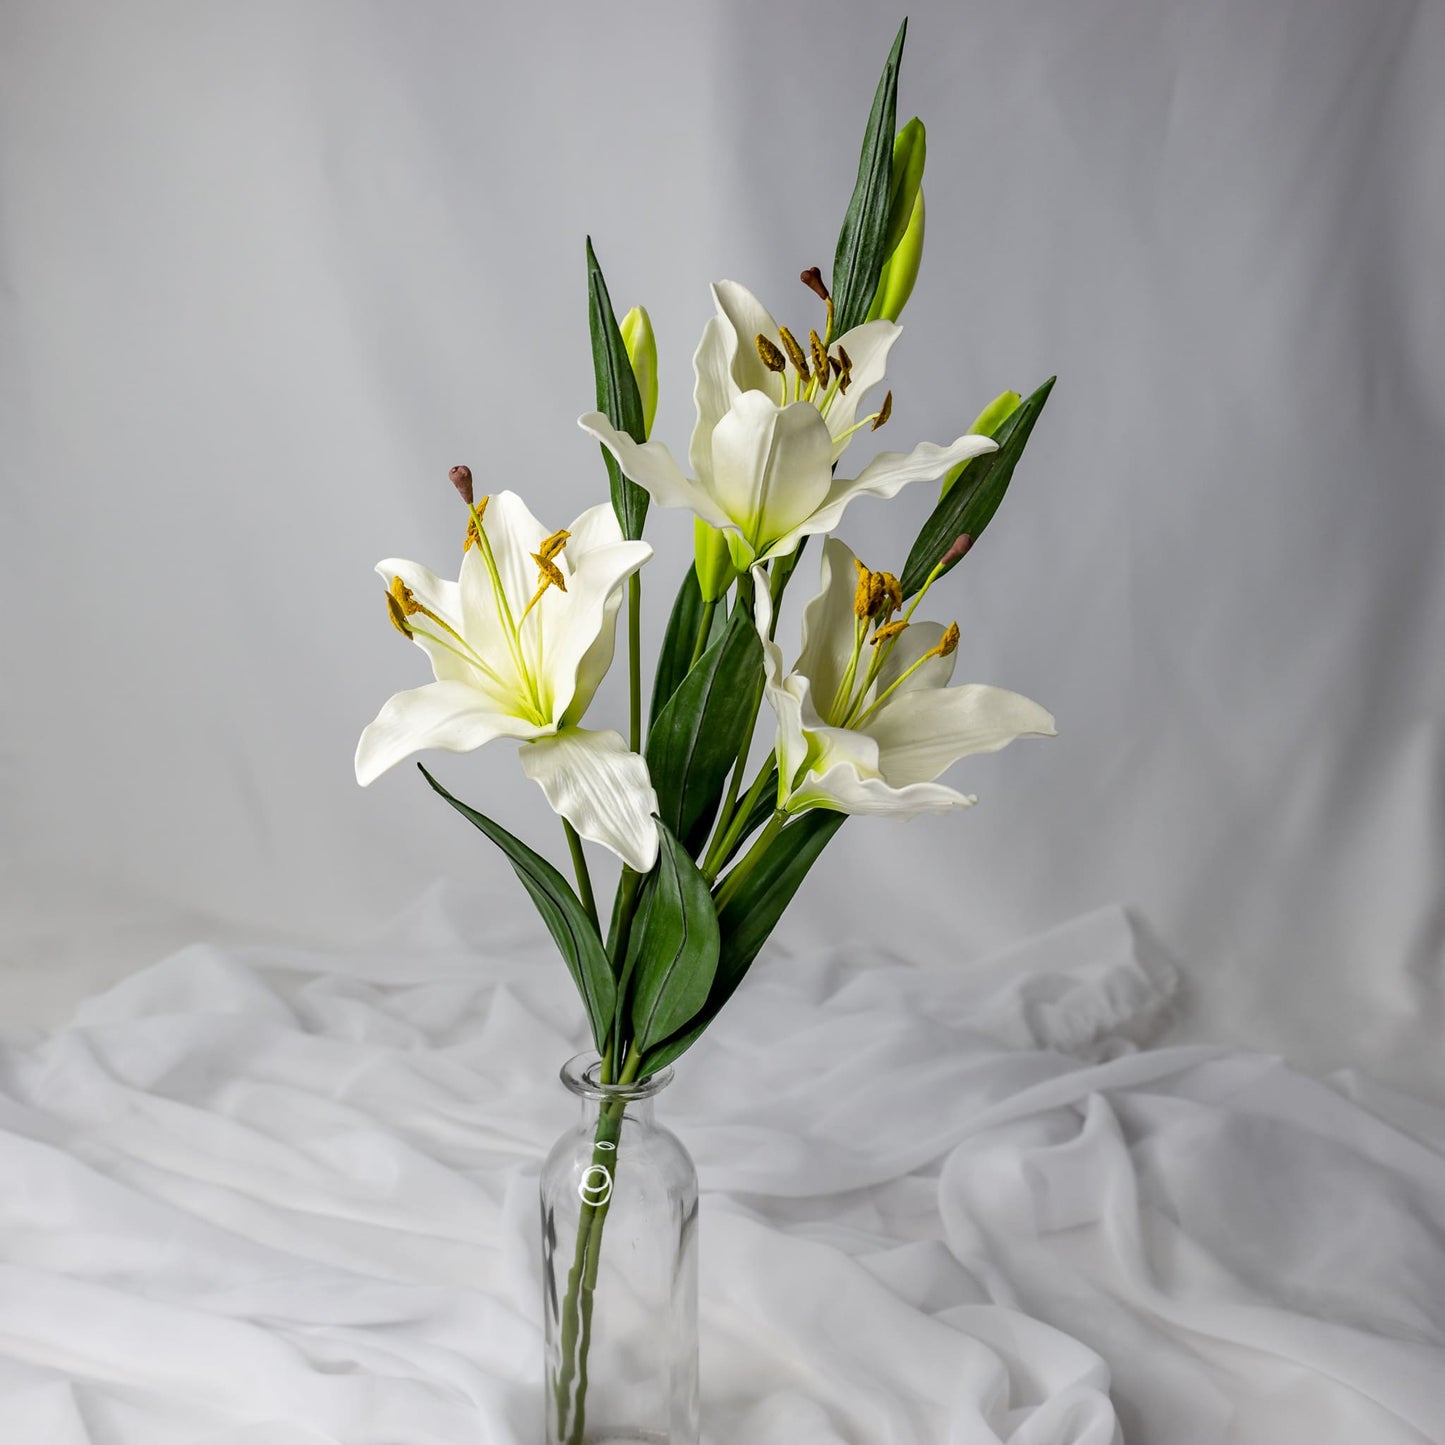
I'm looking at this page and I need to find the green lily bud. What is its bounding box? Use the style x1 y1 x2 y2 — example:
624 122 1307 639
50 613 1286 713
941 390 1022 498
881 117 926 261
867 187 924 323
695 517 738 603
619 305 658 438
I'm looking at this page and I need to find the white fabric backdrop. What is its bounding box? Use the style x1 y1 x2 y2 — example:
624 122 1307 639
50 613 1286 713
2 1 1443 1082
3 893 1442 1444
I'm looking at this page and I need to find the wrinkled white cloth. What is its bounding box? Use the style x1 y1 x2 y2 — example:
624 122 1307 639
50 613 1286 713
1 892 1442 1444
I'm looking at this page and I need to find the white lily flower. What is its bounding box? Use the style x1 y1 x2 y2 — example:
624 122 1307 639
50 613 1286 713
355 490 660 872
579 280 998 567
754 537 1056 817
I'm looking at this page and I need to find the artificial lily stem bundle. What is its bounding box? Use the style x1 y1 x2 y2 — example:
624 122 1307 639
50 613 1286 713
355 21 1059 1442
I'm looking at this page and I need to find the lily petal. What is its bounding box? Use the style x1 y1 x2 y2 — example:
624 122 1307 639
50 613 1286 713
578 412 733 530
709 392 833 556
711 280 783 397
795 537 866 717
355 680 548 786
770 433 998 555
690 314 739 487
791 760 979 817
374 556 473 686
521 727 661 873
821 319 901 457
866 684 1058 787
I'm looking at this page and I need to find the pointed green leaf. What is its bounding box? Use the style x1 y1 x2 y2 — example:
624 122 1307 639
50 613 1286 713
830 20 907 336
901 376 1056 597
586 237 649 540
419 764 616 1052
640 810 844 1072
624 820 721 1055
648 563 726 727
647 607 764 853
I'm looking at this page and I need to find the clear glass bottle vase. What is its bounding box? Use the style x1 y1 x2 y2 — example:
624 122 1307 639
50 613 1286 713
540 1053 699 1445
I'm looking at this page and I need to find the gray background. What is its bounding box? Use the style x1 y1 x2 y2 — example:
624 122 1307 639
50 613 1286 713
3 0 1442 1094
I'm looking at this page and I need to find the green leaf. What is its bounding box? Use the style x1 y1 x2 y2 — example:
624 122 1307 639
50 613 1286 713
647 607 764 853
586 237 649 540
830 20 907 337
419 764 616 1053
640 810 844 1072
624 820 721 1055
901 376 1056 597
648 564 726 728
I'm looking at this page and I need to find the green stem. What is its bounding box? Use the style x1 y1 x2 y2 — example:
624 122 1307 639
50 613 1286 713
714 808 787 912
552 1042 643 1445
690 595 718 667
562 820 598 933
703 757 776 883
628 573 642 753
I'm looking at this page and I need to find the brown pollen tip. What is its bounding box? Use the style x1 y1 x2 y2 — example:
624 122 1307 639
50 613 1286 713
800 266 830 302
942 533 973 567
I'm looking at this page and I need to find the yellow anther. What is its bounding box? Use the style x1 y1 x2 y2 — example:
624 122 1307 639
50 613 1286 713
386 591 414 637
932 621 961 659
809 329 829 382
777 325 810 382
537 528 571 562
463 496 491 552
853 558 875 620
871 390 893 431
532 553 567 593
834 343 854 395
389 575 421 616
877 571 903 619
870 619 908 646
755 333 786 372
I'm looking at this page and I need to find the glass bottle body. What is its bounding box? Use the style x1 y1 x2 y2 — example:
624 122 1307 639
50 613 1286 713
540 1054 698 1445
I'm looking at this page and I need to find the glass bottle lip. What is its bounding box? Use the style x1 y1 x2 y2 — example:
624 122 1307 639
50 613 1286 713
560 1051 674 1102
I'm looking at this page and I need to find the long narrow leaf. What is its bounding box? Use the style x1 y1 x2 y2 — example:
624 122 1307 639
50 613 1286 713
641 810 844 1072
901 376 1056 597
647 608 764 853
419 764 616 1052
649 564 722 728
830 20 907 336
586 237 649 540
624 821 721 1055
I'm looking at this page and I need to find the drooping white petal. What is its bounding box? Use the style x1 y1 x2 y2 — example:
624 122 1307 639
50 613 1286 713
708 392 833 556
711 280 782 397
520 727 660 873
355 680 548 786
577 412 733 529
821 319 901 457
790 760 979 817
865 684 1058 787
769 433 998 555
690 315 739 488
794 537 866 718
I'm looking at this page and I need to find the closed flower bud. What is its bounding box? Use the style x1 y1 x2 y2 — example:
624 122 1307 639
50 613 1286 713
867 187 924 323
619 305 658 438
694 517 738 603
941 391 1021 499
881 117 926 261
